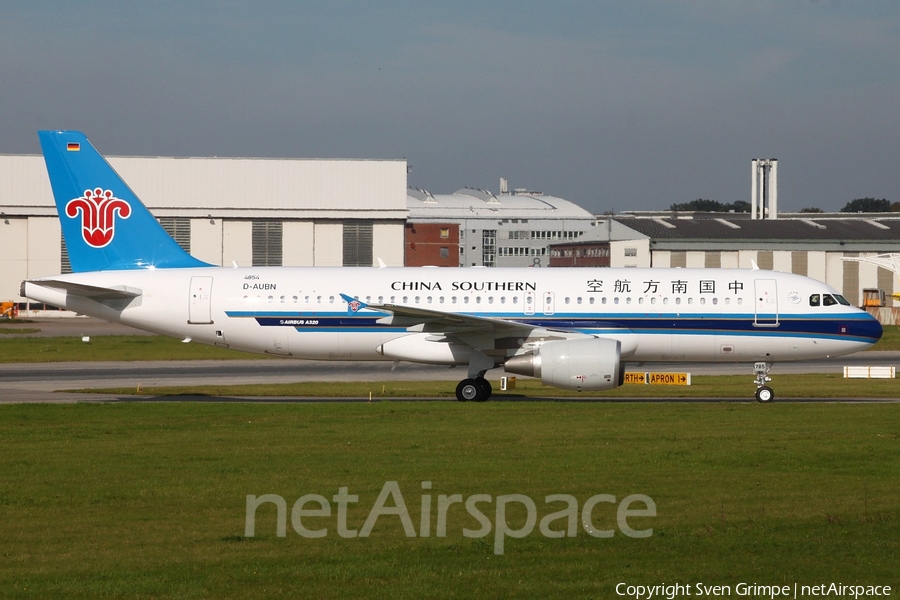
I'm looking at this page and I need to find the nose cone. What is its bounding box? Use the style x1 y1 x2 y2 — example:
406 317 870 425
856 312 883 345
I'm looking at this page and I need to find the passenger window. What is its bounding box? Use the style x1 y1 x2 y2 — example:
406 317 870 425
823 294 837 306
809 294 820 307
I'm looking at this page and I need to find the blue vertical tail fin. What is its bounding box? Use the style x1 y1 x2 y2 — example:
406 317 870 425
39 130 210 272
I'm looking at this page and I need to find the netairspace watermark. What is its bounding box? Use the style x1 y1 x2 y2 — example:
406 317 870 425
616 582 893 600
244 480 656 555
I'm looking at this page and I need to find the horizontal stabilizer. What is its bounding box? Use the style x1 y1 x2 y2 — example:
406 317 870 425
26 279 142 300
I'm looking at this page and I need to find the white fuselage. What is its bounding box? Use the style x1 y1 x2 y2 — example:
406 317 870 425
24 266 882 366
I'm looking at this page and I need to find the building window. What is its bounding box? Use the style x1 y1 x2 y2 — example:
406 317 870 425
252 220 283 266
482 230 496 267
440 228 450 239
158 217 191 253
343 220 373 267
624 247 637 257
440 247 449 258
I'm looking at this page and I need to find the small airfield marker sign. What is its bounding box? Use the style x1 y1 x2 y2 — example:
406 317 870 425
624 372 691 385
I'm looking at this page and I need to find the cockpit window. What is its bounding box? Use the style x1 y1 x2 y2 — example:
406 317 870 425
834 294 851 306
823 294 837 306
809 294 820 307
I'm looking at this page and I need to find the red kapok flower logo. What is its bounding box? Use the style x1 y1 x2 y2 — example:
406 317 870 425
65 188 132 248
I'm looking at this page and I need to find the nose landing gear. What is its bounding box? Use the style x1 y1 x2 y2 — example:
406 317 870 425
753 362 774 402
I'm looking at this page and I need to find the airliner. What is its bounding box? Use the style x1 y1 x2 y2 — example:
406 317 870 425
22 131 883 402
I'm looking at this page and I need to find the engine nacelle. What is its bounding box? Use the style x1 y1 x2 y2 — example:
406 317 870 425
504 337 624 391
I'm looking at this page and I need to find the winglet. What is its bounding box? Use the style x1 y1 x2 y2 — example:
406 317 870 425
750 259 760 271
340 293 368 316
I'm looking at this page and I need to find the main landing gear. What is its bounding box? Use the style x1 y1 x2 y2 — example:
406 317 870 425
753 361 774 402
456 375 492 402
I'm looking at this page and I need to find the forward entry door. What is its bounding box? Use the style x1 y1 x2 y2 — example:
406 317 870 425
754 279 779 327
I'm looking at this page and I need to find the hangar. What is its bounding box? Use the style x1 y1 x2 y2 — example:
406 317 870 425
0 153 408 307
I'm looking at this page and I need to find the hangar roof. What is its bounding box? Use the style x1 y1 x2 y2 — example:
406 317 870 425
615 215 900 242
407 187 595 222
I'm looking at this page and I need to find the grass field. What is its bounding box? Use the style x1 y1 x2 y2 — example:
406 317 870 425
1 321 899 362
0 402 897 599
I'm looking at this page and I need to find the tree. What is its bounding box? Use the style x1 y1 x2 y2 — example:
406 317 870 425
840 198 891 213
800 207 824 213
669 199 750 213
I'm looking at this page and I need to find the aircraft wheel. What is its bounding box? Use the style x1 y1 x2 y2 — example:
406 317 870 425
456 379 480 402
755 386 774 403
475 378 492 402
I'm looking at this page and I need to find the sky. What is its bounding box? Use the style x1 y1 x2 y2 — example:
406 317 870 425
1 1 898 214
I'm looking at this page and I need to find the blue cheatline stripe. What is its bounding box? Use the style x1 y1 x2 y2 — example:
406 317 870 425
223 310 881 342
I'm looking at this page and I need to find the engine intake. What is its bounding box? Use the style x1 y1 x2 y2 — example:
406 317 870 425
504 337 623 391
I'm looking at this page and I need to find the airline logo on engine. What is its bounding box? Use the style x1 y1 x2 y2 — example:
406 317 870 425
65 188 131 248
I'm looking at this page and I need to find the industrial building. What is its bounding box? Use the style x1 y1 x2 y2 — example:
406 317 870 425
549 212 900 307
407 181 597 268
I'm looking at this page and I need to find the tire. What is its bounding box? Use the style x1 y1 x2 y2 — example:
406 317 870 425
474 378 492 402
456 379 480 402
755 386 774 403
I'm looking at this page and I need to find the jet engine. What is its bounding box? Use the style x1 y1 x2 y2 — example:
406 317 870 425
504 337 624 391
